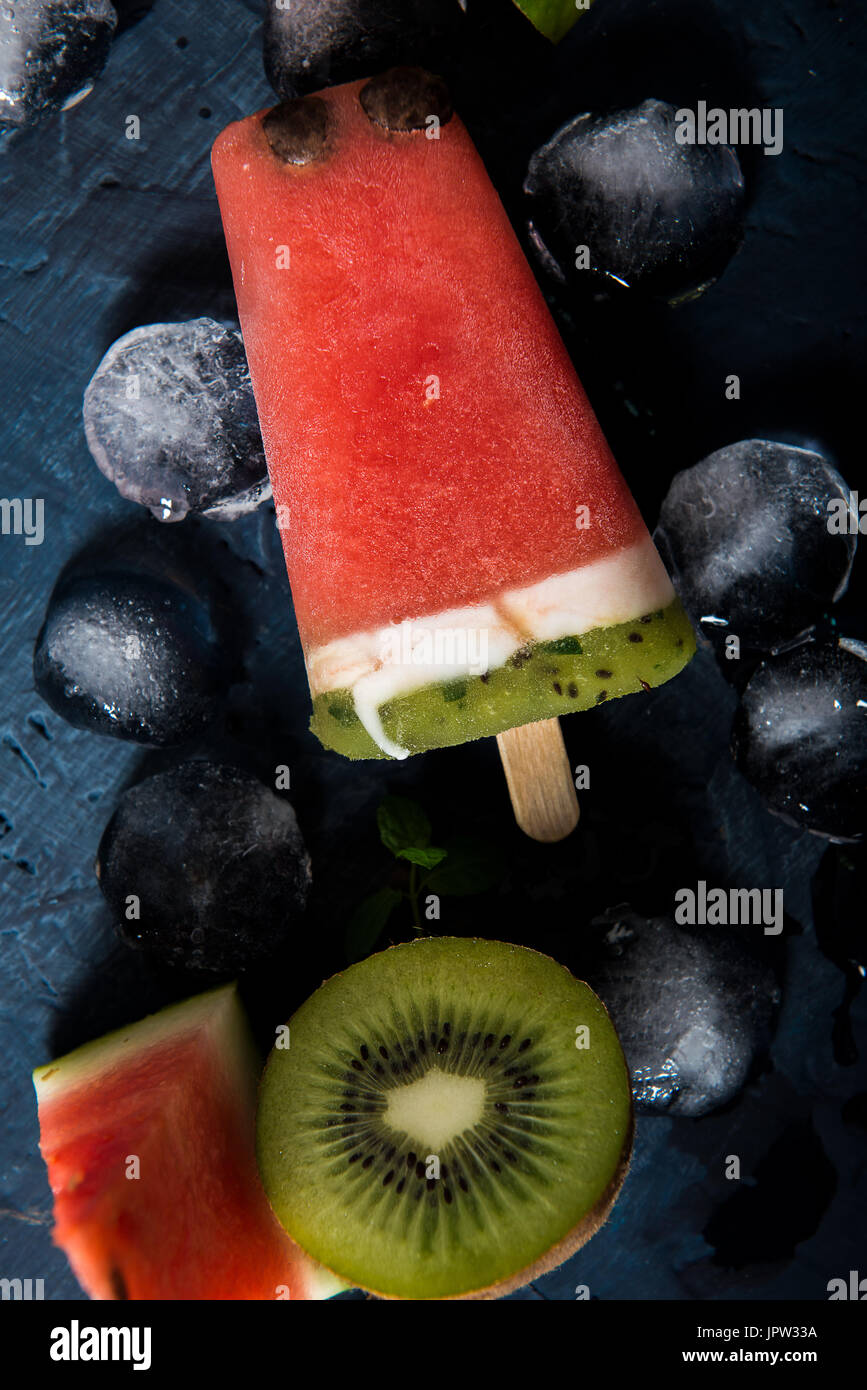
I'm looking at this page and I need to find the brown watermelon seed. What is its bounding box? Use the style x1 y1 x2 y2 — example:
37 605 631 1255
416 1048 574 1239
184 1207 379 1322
263 97 331 165
359 67 453 133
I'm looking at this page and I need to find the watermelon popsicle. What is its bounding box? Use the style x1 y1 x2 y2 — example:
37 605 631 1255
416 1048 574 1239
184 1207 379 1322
211 69 695 764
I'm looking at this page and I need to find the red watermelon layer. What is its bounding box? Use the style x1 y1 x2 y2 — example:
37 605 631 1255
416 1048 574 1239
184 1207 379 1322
212 80 649 653
33 987 344 1301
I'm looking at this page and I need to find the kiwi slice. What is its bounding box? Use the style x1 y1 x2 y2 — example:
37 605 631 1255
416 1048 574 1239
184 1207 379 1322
257 937 633 1300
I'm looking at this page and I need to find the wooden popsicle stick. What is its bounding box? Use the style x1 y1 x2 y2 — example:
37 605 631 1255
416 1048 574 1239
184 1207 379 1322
496 718 579 842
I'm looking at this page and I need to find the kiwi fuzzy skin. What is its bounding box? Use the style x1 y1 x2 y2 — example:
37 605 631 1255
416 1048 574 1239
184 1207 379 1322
442 1109 634 1302
352 1108 635 1301
259 937 634 1302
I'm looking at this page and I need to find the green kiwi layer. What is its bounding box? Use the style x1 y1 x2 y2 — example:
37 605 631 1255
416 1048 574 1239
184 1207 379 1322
310 597 695 759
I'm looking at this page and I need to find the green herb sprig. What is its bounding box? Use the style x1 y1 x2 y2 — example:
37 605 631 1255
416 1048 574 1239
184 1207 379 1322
344 795 502 962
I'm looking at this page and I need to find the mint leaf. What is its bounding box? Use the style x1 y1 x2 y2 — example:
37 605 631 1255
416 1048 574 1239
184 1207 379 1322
540 636 583 656
426 838 504 896
344 886 402 963
326 692 359 727
442 680 467 702
396 845 448 871
377 796 431 855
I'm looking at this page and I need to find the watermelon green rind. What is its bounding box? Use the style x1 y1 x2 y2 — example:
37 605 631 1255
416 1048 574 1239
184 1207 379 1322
512 0 593 44
310 599 695 759
33 986 235 1102
34 985 348 1301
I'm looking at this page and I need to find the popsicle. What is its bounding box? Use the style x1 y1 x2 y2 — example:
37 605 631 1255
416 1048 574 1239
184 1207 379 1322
211 69 695 766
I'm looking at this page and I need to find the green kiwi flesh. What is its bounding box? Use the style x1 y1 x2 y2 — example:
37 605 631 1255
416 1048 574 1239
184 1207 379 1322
257 937 633 1300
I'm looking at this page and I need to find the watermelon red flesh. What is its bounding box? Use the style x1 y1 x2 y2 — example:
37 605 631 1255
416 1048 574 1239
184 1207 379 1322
211 81 648 653
33 986 344 1300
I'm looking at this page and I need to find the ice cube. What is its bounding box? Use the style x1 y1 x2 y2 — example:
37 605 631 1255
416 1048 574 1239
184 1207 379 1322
33 565 230 746
0 0 116 130
263 0 462 98
524 98 745 303
583 909 779 1117
83 318 270 523
654 439 856 650
731 635 867 842
96 761 312 972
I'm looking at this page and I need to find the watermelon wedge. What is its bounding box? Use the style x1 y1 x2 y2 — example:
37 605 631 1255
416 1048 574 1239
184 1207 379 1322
33 985 346 1300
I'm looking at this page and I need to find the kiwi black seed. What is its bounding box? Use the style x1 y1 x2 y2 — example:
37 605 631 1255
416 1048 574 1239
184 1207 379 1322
257 937 632 1300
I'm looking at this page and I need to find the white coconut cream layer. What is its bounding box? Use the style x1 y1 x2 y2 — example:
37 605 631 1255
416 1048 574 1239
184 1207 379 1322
306 535 676 758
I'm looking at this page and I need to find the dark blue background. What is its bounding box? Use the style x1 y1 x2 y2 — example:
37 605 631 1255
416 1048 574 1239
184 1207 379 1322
0 0 865 1301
